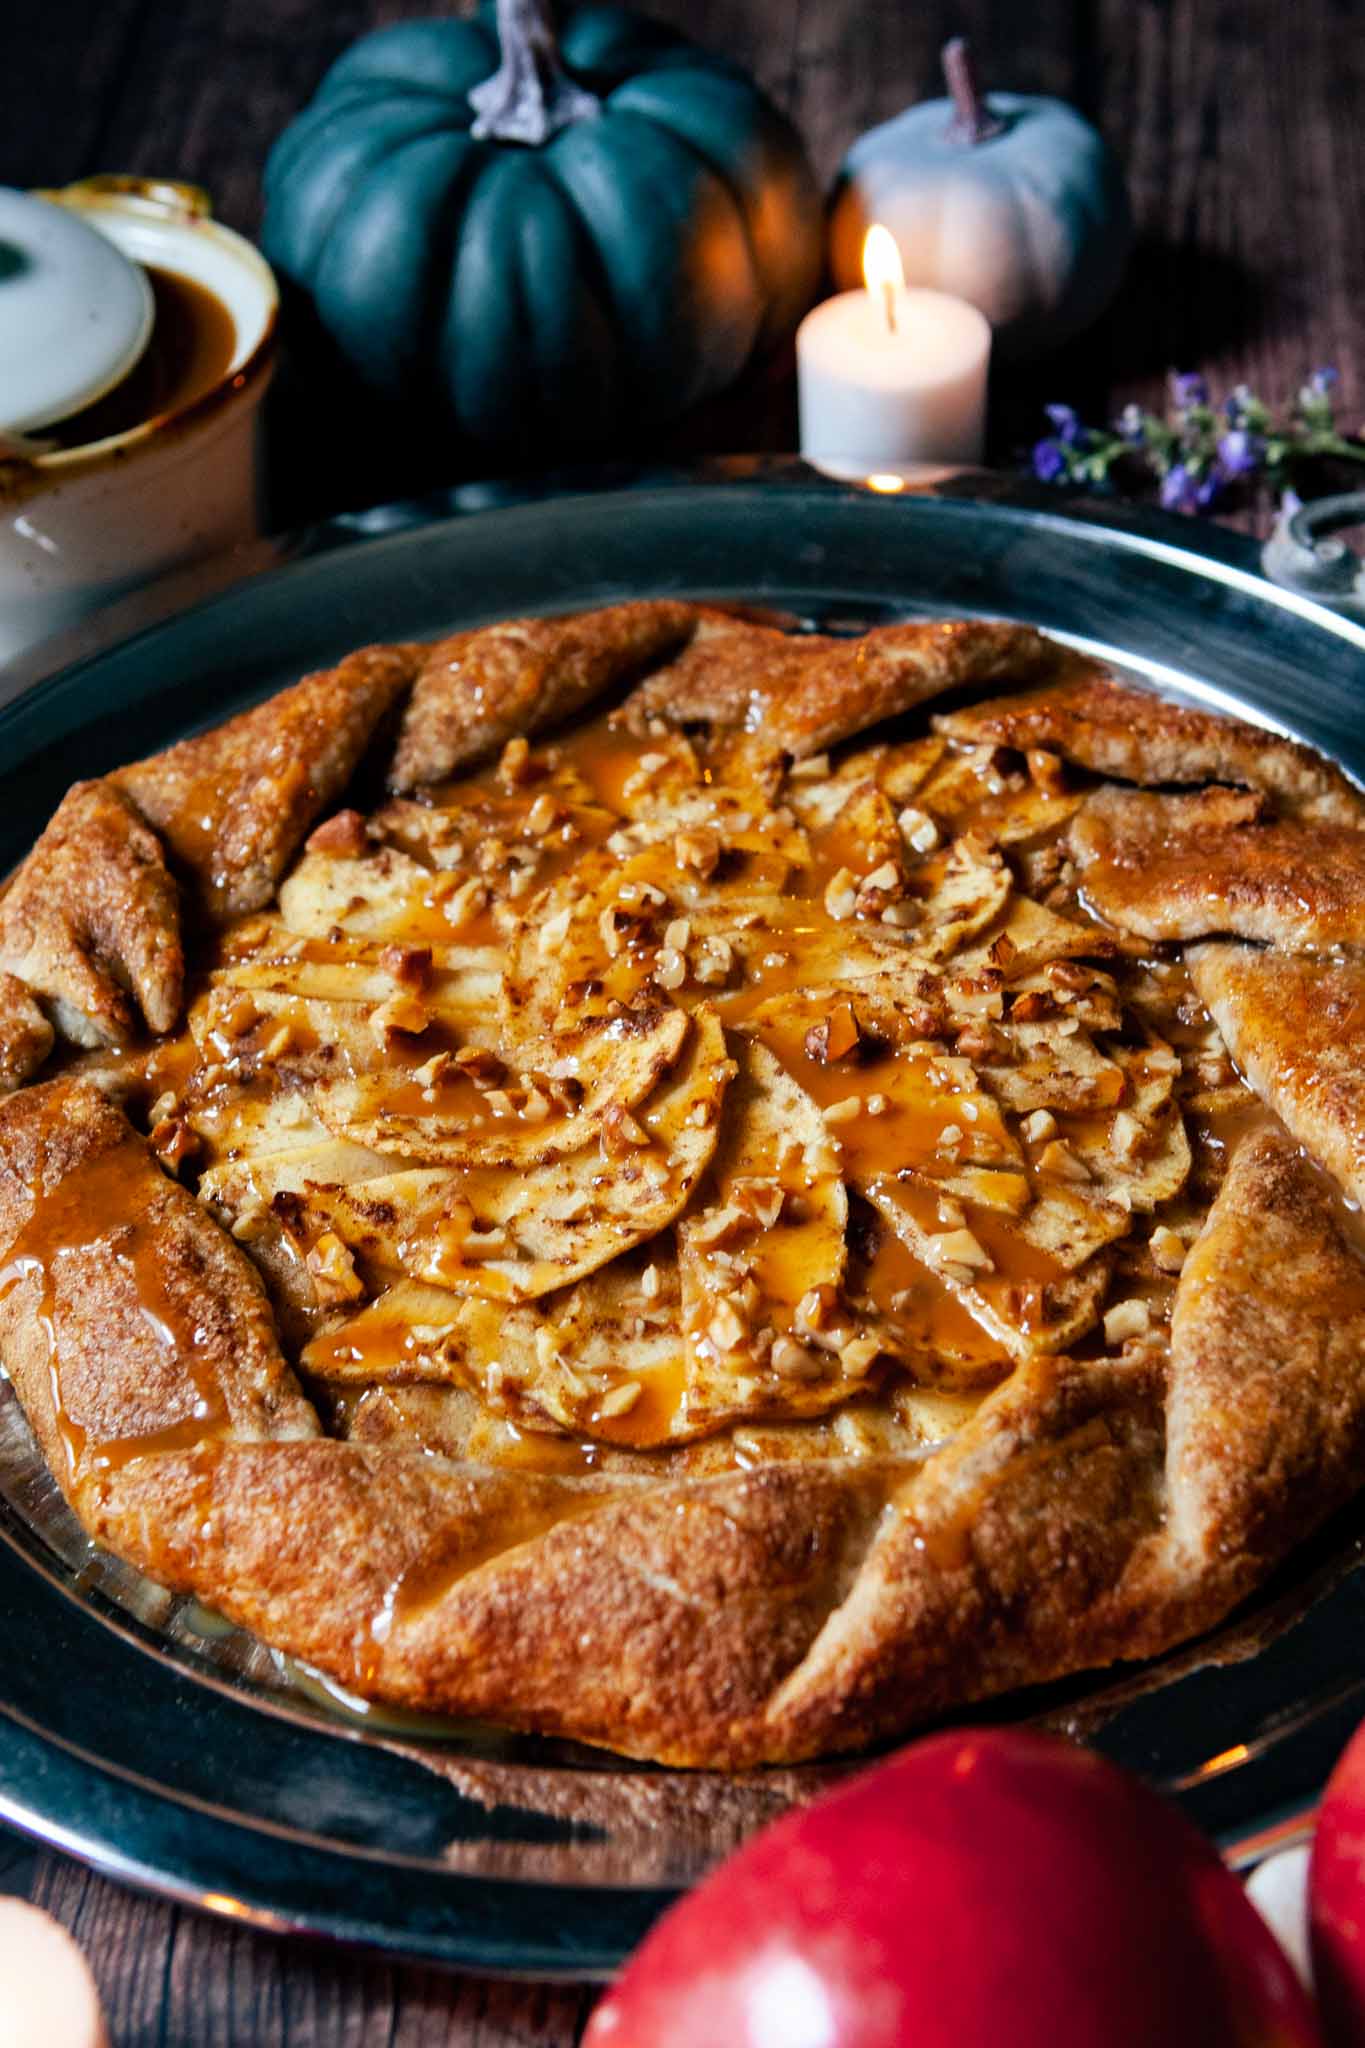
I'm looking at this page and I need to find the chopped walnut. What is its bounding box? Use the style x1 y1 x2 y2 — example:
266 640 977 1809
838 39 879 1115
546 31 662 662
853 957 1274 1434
305 808 369 857
525 792 558 837
1037 1138 1090 1183
453 1046 507 1088
371 991 431 1039
693 936 734 987
1026 748 1067 794
1104 1297 1151 1346
898 805 940 855
498 736 535 787
1109 1110 1145 1160
839 1333 882 1379
229 1198 272 1245
733 1176 786 1229
538 905 573 956
597 1379 643 1419
601 1104 652 1157
1021 1109 1059 1145
379 944 433 991
707 1299 748 1352
307 1231 366 1307
599 906 627 959
675 826 722 877
793 1285 840 1342
880 901 921 929
823 1094 863 1125
856 860 903 916
955 1021 1004 1062
930 1227 993 1275
823 867 858 921
220 992 260 1040
150 1117 201 1174
619 879 668 910
788 752 830 782
655 946 688 991
441 876 490 930
1009 989 1061 1023
689 1204 752 1249
805 999 861 1065
771 1334 824 1381
1150 1225 1187 1274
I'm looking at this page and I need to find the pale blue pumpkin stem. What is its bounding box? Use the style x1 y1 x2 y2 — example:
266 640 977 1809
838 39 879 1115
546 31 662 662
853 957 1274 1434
469 0 601 146
942 37 1005 146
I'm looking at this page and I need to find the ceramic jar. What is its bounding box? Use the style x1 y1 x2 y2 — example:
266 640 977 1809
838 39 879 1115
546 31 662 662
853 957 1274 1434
0 178 277 666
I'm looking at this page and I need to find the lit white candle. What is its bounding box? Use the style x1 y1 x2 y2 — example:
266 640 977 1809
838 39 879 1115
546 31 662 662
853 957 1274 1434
797 225 991 472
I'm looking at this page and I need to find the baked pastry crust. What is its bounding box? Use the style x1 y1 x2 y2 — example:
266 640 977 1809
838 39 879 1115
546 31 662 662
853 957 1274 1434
3 618 1365 1767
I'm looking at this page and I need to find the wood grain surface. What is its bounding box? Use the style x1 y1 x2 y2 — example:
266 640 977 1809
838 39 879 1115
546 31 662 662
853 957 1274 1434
0 2 1362 2041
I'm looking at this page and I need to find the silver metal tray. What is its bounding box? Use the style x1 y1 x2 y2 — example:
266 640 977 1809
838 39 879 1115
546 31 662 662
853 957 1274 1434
2 460 1364 1978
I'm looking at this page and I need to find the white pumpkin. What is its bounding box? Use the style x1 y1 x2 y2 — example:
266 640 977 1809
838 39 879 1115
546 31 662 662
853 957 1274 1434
830 41 1132 360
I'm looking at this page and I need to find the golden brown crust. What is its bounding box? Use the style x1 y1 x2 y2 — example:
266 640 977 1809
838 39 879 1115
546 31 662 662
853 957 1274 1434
90 1445 896 1763
0 973 53 1091
1189 943 1365 1207
389 601 697 790
760 1352 1169 1758
622 616 1064 758
0 779 183 1047
1071 785 1365 947
117 643 422 918
1163 1128 1365 1579
936 670 1365 825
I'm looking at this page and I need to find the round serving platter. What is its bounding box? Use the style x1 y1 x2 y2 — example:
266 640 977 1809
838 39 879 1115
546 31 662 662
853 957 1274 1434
2 460 1365 1978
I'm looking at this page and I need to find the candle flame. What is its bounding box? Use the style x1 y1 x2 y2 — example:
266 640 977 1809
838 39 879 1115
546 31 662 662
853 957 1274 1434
862 225 905 296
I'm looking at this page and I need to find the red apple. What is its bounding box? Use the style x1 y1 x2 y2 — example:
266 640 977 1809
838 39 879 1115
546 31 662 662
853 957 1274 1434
1310 1713 1365 2043
585 1727 1321 2048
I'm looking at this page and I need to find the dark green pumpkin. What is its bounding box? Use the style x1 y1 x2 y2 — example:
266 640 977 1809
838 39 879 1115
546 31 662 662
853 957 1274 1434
262 3 822 450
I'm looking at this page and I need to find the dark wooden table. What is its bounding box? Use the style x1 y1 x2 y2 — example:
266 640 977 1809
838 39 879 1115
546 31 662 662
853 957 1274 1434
1 2 1362 2041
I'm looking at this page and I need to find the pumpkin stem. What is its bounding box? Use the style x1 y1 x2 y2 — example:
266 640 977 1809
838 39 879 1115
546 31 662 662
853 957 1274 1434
942 37 1005 145
469 0 601 145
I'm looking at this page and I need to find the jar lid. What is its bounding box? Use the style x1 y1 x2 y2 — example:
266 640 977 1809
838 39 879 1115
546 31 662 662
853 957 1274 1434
0 188 155 434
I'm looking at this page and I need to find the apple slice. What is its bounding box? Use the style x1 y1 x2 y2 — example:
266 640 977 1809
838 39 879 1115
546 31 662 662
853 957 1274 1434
584 1727 1321 2048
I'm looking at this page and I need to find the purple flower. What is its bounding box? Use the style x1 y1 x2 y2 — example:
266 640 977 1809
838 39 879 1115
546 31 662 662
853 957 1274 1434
1169 371 1210 409
1044 403 1085 447
1159 463 1201 514
1310 367 1340 393
1281 485 1304 516
1195 467 1224 510
1115 403 1145 445
1216 429 1263 477
1031 438 1068 483
1223 383 1255 425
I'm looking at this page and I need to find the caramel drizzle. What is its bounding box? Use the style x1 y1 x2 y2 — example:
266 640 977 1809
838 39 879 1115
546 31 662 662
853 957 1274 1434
0 1123 227 1482
155 701 1270 1466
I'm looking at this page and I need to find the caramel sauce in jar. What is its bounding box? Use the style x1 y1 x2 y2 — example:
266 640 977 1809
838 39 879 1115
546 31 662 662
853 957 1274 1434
43 265 237 448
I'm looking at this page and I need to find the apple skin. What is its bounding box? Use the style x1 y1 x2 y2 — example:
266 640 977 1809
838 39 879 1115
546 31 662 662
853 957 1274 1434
1310 1714 1365 2043
584 1728 1322 2048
